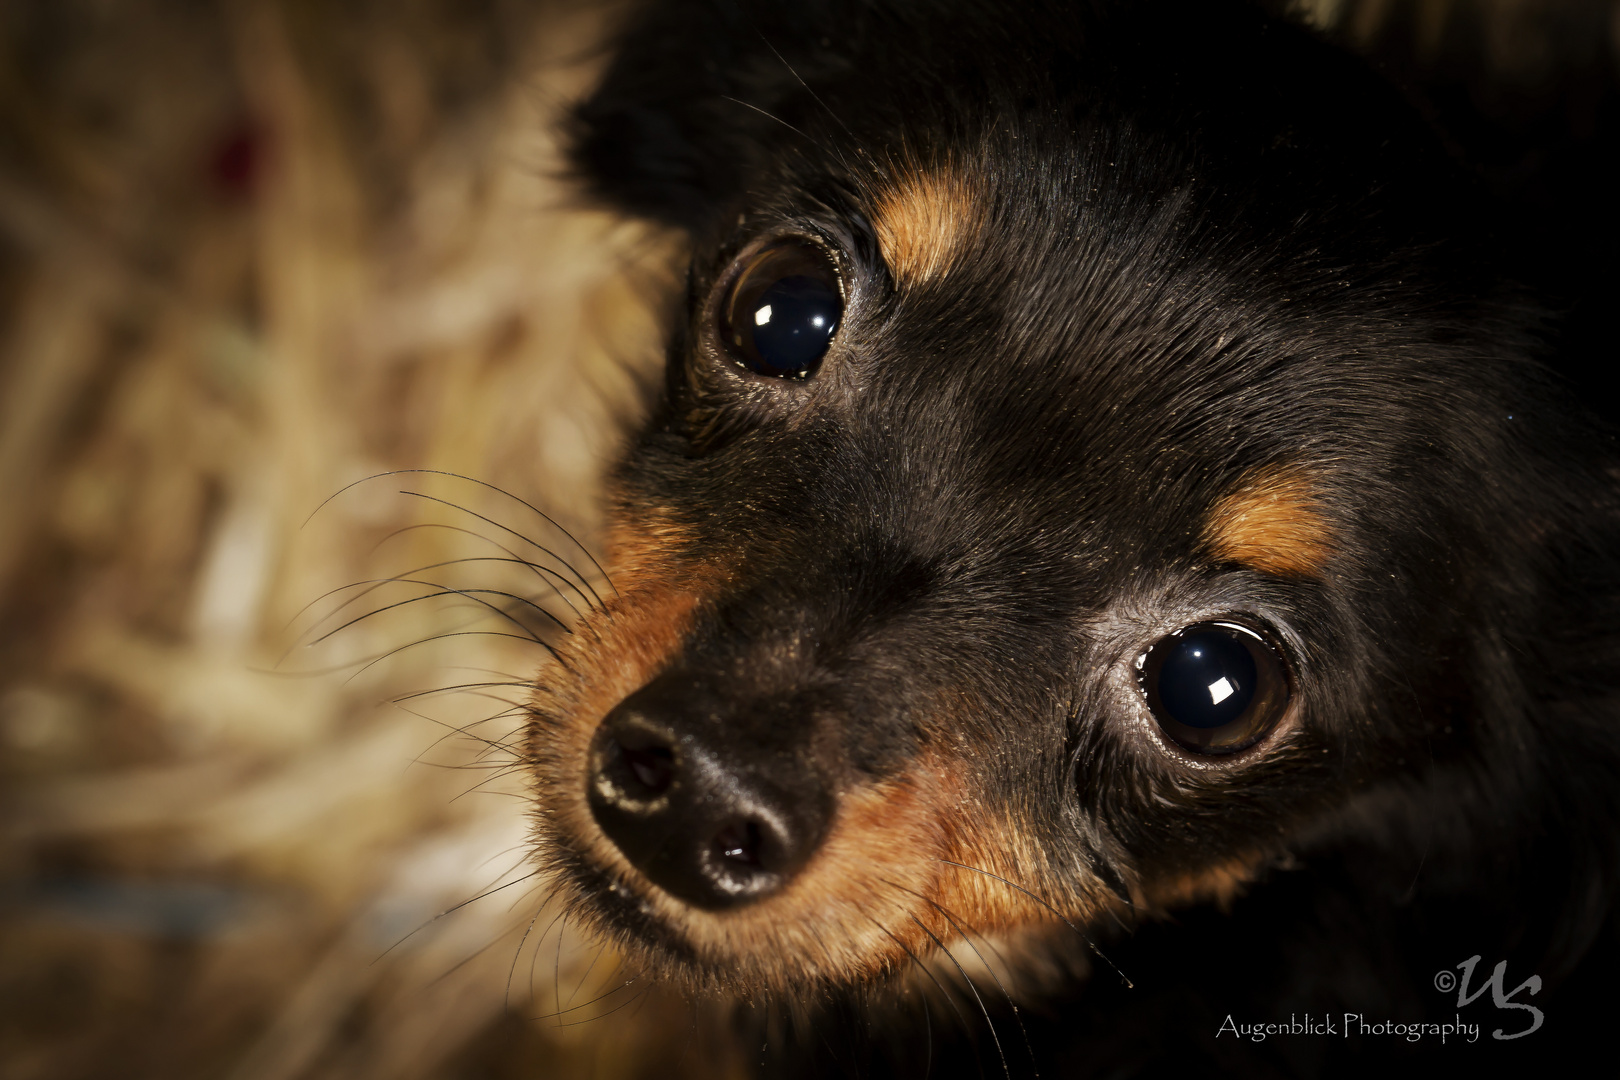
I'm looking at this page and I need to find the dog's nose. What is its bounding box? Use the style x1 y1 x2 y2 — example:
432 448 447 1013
586 679 832 910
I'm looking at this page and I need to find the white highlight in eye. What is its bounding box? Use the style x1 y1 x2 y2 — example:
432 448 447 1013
755 304 773 326
1208 677 1235 705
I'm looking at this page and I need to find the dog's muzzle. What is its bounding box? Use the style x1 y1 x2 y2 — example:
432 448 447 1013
586 674 835 909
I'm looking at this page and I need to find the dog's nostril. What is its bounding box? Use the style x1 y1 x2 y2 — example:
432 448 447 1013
714 819 763 865
590 715 679 810
699 806 805 906
620 744 674 795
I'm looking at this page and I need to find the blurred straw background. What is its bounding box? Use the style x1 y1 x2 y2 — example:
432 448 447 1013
0 1 725 1077
0 1 1613 1079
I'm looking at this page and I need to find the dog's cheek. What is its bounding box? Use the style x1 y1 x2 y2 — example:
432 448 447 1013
526 493 718 860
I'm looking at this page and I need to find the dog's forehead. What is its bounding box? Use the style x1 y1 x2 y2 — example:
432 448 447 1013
833 165 1300 483
694 138 1359 596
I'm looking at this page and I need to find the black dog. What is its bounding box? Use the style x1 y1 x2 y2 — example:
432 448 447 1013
527 0 1620 1073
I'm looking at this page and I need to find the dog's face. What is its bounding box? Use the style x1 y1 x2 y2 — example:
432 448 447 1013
528 0 1546 997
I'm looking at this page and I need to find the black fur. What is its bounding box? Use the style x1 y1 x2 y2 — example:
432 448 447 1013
544 0 1620 1074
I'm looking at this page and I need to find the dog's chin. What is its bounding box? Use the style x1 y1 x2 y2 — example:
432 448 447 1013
546 839 1097 1007
540 848 719 991
534 770 963 997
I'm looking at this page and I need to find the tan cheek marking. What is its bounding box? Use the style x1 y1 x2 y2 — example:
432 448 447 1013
678 756 1139 995
935 803 1118 941
873 166 983 286
1202 466 1335 579
666 759 959 988
598 502 702 594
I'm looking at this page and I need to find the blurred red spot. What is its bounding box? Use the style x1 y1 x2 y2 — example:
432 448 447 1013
209 121 266 200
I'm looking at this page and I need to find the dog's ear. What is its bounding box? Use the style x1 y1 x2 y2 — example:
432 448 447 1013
569 0 860 232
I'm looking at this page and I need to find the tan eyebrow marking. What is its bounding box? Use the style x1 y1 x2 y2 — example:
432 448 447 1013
1202 465 1335 579
872 165 984 286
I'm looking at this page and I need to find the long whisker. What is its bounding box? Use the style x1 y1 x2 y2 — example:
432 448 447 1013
424 887 550 990
344 631 561 683
852 904 983 1078
757 34 863 157
306 557 586 641
733 12 863 175
399 708 531 764
400 490 606 612
283 551 586 657
880 874 1033 1070
273 593 562 678
368 524 596 623
553 913 567 1025
530 977 641 1021
304 468 617 598
554 984 651 1027
532 959 638 1021
939 859 1132 989
449 767 531 803
908 914 1010 1080
564 938 609 1007
371 869 542 964
506 888 559 1008
395 701 523 761
921 896 1038 1077
720 95 840 164
524 898 573 1003
879 876 1018 976
307 582 558 648
393 680 533 702
420 470 617 596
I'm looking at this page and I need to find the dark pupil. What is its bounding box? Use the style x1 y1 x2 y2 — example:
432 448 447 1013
740 274 840 376
1156 629 1258 729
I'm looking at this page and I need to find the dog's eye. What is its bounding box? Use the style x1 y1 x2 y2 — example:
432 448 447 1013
1138 622 1291 754
718 240 842 379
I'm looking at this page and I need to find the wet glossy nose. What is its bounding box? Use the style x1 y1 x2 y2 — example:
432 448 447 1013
586 679 831 910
